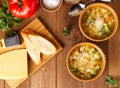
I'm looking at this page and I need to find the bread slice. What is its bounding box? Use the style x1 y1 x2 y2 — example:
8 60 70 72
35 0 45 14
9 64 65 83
21 32 41 64
28 34 56 55
22 29 56 55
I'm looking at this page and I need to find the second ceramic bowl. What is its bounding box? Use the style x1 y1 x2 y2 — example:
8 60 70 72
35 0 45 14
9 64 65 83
79 3 118 42
66 42 106 82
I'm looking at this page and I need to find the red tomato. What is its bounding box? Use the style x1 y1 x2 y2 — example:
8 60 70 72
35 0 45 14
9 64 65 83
8 0 38 18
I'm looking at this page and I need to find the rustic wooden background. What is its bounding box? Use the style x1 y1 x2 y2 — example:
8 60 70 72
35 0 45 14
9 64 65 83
0 0 120 88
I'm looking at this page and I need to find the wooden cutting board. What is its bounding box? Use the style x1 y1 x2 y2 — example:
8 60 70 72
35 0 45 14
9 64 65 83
5 18 63 88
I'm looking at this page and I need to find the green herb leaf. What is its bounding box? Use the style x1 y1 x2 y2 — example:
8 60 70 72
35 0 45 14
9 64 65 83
105 75 118 88
86 15 94 25
0 0 23 32
62 25 72 37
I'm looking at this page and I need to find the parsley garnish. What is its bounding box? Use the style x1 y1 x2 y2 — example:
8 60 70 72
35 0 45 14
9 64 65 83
106 75 118 88
62 25 72 37
0 0 23 32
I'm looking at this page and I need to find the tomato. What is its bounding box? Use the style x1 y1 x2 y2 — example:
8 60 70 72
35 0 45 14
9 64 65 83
8 0 38 18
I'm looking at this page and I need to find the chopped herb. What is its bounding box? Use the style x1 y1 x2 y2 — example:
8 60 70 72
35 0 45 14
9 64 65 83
62 25 72 37
0 0 23 32
105 75 118 88
86 15 94 25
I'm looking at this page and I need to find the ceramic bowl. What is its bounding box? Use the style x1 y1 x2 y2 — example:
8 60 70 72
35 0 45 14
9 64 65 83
66 42 106 82
79 3 118 42
40 0 63 12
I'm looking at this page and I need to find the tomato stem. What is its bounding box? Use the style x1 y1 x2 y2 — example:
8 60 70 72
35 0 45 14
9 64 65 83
18 0 22 7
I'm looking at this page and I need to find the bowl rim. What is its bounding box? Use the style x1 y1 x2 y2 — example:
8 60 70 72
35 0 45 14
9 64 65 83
40 0 63 12
79 3 118 42
66 42 106 82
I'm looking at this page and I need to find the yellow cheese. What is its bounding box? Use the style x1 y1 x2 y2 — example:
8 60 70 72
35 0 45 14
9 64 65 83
0 39 5 48
0 49 28 80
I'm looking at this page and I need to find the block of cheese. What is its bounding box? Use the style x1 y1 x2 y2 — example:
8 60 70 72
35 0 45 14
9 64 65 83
0 49 28 80
0 39 5 48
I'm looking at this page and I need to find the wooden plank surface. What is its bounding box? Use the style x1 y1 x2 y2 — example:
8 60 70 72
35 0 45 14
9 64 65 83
109 0 120 87
0 0 120 88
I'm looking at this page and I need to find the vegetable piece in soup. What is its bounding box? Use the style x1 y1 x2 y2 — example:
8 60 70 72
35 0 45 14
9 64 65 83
82 6 115 39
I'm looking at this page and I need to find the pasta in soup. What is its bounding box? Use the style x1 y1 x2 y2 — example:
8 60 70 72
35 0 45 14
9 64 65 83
82 6 115 39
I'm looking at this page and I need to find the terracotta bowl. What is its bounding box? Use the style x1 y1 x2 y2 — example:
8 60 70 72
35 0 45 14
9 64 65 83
40 0 63 12
79 3 118 42
66 42 106 82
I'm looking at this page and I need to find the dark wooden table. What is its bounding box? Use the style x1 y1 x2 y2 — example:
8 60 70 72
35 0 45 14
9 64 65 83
0 0 120 88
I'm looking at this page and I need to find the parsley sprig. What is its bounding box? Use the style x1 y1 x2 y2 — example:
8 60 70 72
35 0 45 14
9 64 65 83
106 75 118 88
0 0 23 32
62 25 72 37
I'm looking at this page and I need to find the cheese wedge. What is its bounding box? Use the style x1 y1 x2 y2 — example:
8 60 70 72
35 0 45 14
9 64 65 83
0 49 28 80
21 32 41 64
28 34 56 55
0 39 5 48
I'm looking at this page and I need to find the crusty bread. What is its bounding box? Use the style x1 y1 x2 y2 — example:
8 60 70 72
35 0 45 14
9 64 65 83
20 29 56 64
21 32 41 64
28 34 56 55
